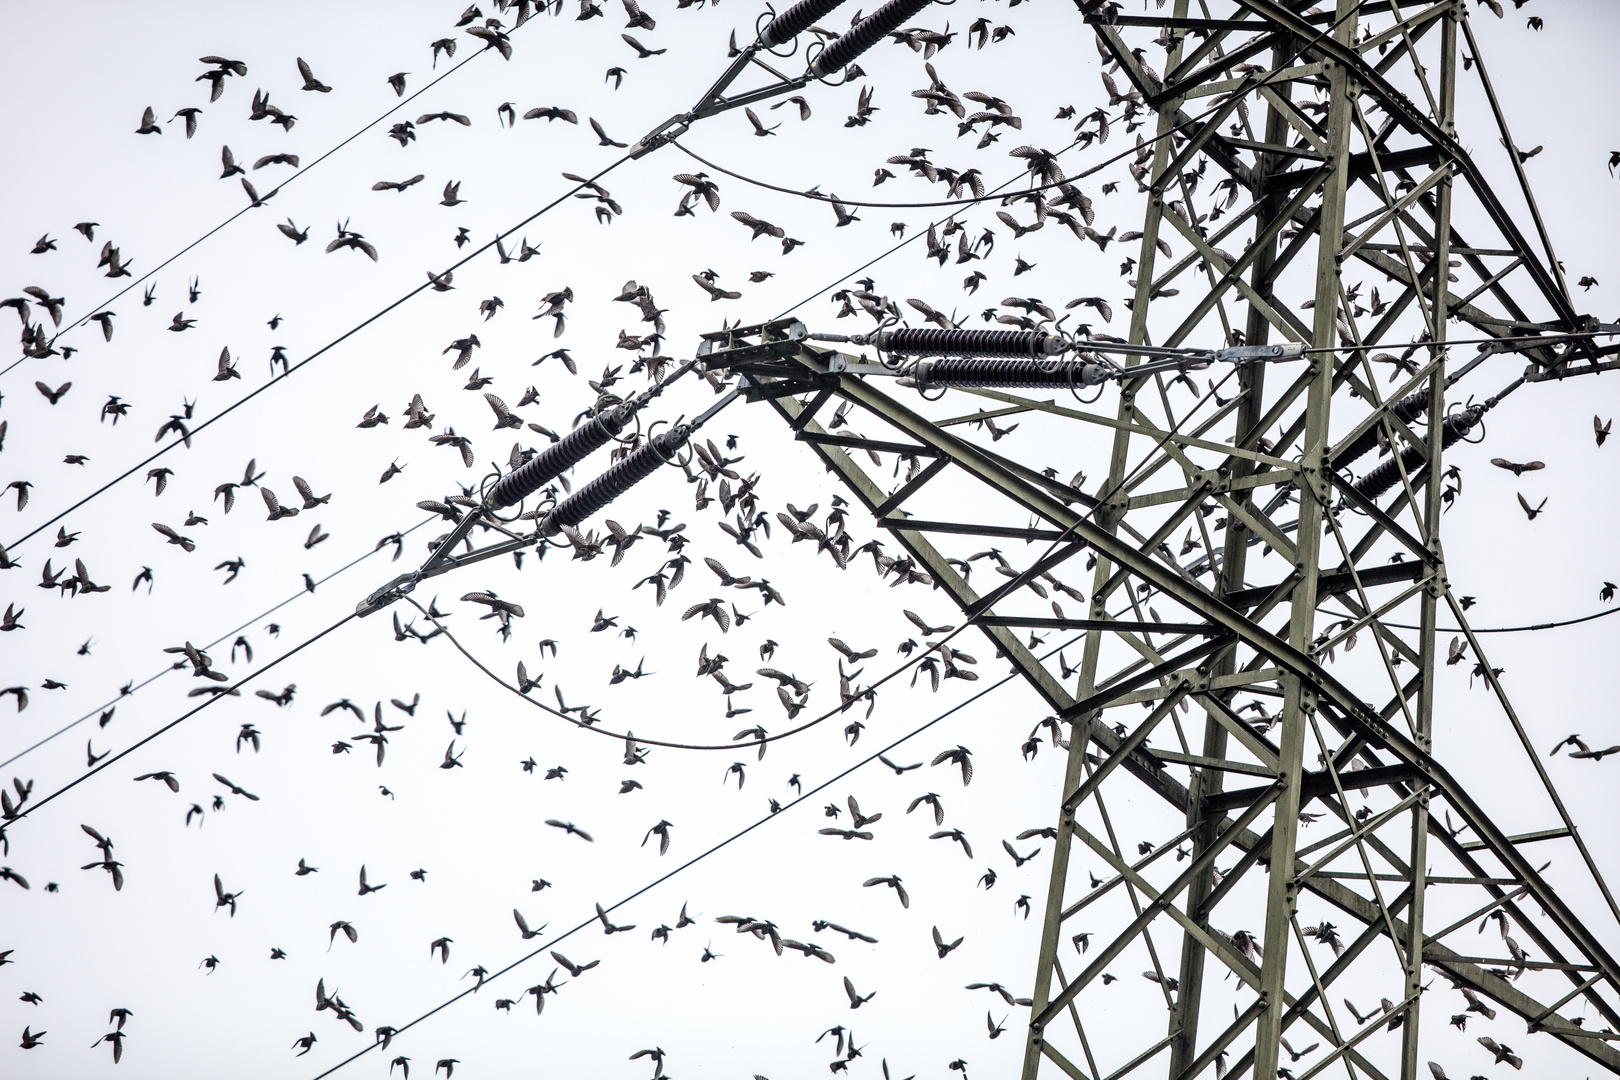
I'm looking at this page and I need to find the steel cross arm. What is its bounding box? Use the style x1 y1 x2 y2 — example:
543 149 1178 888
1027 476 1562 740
1160 17 1266 89
759 382 1211 813
1278 156 1555 367
777 351 1574 854
1060 821 1205 920
1291 786 1429 887
1146 72 1266 192
1068 689 1617 1073
1104 9 1578 365
1421 885 1531 948
757 350 1620 1011
1348 208 1557 361
1225 0 1583 334
1152 176 1324 350
1063 685 1193 813
735 336 1618 1070
1356 0 1453 80
941 385 1296 473
1312 694 1620 996
980 617 1221 637
1168 997 1267 1080
1523 344 1620 383
1143 185 1275 300
952 399 1613 1003
1153 35 1293 105
1456 14 1573 305
1034 1038 1090 1080
1098 14 1272 31
1338 161 1452 263
1375 193 1552 339
1381 924 1620 1070
1296 991 1421 1080
1097 1032 1180 1080
1251 902 1410 1073
1416 785 1620 1033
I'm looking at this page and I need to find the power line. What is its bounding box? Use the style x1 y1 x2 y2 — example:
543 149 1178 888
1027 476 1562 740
4 610 359 828
4 3 1371 556
1 448 1076 815
0 345 1124 819
1 152 635 557
398 304 1252 752
406 524 1063 751
3 9 900 556
0 515 438 770
0 20 549 382
0 27 1317 821
768 3 1366 322
305 627 1087 1080
2 17 844 556
1368 605 1620 636
671 127 1116 210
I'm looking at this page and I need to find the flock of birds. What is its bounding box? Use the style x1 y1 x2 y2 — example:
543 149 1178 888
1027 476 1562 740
0 0 1610 1076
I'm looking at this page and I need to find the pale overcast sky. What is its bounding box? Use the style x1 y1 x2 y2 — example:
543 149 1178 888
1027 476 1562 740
0 2 1617 1079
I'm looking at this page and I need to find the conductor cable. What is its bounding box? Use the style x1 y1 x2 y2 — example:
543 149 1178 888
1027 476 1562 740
304 627 1086 1080
0 515 438 770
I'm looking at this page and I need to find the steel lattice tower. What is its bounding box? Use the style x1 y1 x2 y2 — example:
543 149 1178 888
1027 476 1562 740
695 1 1620 1078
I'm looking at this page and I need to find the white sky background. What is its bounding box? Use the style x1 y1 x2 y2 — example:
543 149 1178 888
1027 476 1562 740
0 1 1618 1078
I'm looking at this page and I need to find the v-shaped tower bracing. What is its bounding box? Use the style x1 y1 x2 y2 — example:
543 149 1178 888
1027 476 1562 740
696 2 1620 1078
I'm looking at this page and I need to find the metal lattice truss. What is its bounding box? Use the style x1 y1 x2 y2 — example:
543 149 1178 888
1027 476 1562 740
696 3 1620 1078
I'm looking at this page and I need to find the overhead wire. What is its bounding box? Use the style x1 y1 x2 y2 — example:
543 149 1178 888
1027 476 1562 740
407 542 1045 752
2 315 1241 820
390 279 1268 750
4 609 360 828
10 1 1612 1068
0 10 1020 811
767 2 1369 322
669 124 1122 210
0 413 1077 814
0 18 550 381
1 150 636 557
1 3 1355 556
2 2 890 555
401 311 1251 757
0 514 439 770
305 626 1089 1080
1367 605 1620 636
8 0 1524 819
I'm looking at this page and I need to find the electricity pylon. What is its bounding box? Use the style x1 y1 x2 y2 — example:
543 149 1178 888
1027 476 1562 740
699 2 1620 1078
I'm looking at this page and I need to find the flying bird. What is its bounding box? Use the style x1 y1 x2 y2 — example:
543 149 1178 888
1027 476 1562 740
296 57 331 91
